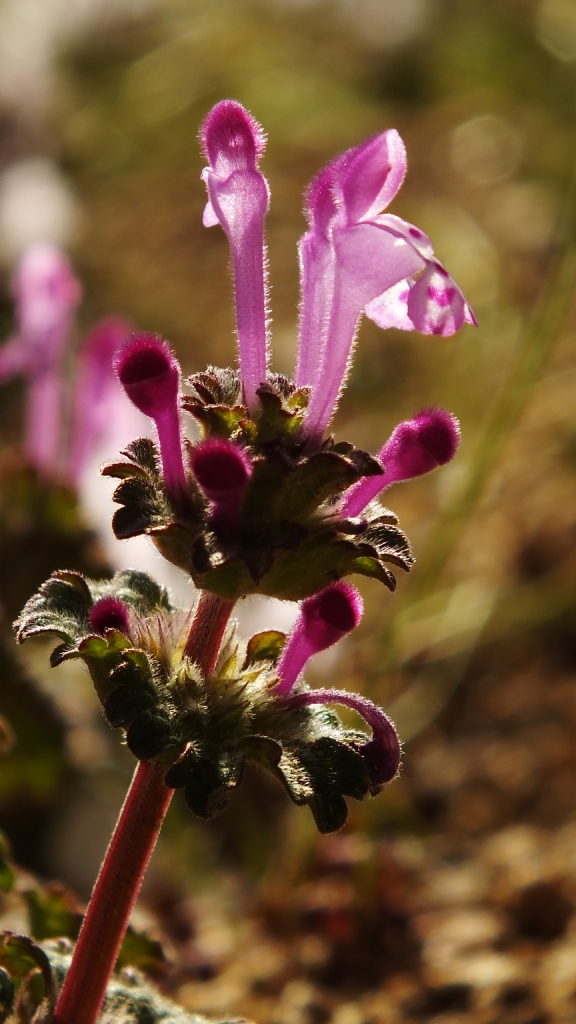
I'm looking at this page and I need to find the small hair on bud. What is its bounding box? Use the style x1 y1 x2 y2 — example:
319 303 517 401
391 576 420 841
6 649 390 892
384 407 460 482
114 333 180 418
273 582 363 696
201 99 266 173
89 597 131 637
190 437 252 502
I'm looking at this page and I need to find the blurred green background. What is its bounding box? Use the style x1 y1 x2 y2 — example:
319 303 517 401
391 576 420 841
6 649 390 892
2 0 576 1020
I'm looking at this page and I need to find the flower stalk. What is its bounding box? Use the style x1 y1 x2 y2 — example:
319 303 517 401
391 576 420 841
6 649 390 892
53 591 234 1024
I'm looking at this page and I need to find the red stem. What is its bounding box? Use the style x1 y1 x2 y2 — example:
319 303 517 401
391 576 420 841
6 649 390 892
54 591 233 1024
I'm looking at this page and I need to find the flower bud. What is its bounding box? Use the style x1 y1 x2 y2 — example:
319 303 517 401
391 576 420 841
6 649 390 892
341 407 460 518
190 437 251 532
273 582 363 696
89 597 131 636
114 333 187 502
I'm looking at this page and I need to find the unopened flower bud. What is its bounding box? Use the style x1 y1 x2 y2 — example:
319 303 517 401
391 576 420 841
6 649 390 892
114 334 187 502
89 597 131 636
273 582 363 696
190 437 251 532
341 407 460 518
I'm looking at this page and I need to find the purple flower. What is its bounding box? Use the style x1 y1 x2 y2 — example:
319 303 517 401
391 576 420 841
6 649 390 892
0 243 81 476
201 100 270 414
341 406 460 517
68 316 133 487
284 688 401 787
273 582 363 696
190 436 252 532
201 101 475 452
295 133 476 439
114 333 187 503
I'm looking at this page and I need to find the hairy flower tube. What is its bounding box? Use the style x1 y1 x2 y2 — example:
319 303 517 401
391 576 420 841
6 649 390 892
13 100 475 1024
341 407 461 518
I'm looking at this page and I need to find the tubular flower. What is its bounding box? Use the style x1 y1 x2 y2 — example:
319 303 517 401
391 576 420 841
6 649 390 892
0 243 81 476
16 101 475 836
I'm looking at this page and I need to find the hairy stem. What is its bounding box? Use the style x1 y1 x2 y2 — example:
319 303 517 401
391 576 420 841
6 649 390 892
53 591 233 1024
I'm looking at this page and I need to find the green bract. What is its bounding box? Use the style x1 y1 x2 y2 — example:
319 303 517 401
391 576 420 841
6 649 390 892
16 569 382 834
103 369 414 602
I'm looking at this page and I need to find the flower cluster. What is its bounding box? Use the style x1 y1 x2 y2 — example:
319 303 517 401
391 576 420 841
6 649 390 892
15 101 473 833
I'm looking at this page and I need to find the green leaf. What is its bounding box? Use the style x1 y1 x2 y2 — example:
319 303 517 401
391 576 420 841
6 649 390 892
308 792 349 833
101 461 150 480
121 437 161 477
301 737 370 800
109 570 172 614
239 735 282 770
168 749 243 819
243 631 286 668
116 925 167 976
104 683 158 729
350 556 397 590
0 836 14 894
278 452 359 521
23 884 82 942
0 967 13 1023
126 712 178 760
15 572 91 644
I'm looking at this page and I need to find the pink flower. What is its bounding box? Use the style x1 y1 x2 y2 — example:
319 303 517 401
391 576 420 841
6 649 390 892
190 436 252 533
68 316 133 487
200 102 476 453
0 243 81 476
201 101 270 414
341 407 461 517
296 134 476 438
114 333 187 503
273 582 363 696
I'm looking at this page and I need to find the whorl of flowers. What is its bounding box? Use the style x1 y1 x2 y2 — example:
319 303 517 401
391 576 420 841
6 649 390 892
15 101 473 833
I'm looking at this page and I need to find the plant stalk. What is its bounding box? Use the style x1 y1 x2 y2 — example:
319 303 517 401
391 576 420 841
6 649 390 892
53 590 233 1024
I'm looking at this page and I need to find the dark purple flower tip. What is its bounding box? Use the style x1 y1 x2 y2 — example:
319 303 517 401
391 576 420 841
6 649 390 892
201 100 266 176
190 437 252 502
114 333 181 419
302 582 364 652
89 597 131 636
384 407 460 482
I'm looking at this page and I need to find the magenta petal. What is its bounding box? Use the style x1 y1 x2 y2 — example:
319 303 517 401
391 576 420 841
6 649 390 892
0 335 33 378
295 231 335 388
115 333 187 501
190 436 251 532
303 223 424 438
341 407 461 516
364 279 415 332
284 688 401 786
273 583 363 696
89 596 131 637
201 99 266 176
407 262 471 336
339 130 407 224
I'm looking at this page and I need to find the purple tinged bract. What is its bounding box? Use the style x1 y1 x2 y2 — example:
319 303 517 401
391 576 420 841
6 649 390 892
342 407 461 518
273 582 363 697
